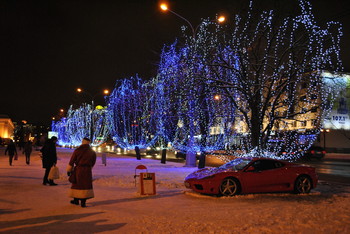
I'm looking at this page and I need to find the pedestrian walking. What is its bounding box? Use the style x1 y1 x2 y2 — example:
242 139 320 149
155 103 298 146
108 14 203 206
67 137 96 208
5 140 17 166
23 141 33 165
40 136 58 186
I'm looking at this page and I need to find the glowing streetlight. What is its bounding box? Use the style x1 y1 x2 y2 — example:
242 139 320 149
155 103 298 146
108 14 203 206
159 3 195 37
320 129 330 149
159 3 226 38
76 88 109 104
60 109 64 113
218 15 226 23
160 3 168 11
214 94 221 100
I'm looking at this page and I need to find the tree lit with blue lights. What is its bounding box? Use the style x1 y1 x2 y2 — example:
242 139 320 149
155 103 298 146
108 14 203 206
53 0 343 163
159 0 343 162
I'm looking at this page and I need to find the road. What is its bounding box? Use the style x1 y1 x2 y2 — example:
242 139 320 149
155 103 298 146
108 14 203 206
297 157 350 185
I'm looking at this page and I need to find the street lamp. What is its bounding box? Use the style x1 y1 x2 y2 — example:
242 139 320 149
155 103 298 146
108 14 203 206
217 16 226 23
320 129 330 149
76 88 110 141
159 3 226 38
76 88 109 108
159 3 226 167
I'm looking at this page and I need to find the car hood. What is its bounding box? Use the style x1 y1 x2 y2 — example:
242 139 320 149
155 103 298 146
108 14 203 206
185 167 236 180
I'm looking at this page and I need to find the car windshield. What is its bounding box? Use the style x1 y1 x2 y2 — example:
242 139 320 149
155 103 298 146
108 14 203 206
218 158 252 171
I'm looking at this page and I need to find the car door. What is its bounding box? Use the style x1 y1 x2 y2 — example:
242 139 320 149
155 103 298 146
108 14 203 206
242 159 287 193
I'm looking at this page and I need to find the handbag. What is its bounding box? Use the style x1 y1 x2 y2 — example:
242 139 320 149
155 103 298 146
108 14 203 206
48 165 60 180
68 170 77 184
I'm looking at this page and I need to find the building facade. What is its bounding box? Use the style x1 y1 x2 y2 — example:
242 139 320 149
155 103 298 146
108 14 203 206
0 115 14 144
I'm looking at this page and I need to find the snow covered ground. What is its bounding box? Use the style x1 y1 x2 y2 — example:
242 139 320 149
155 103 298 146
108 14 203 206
0 147 349 233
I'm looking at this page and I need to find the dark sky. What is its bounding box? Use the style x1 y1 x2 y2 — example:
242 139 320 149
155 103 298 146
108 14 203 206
1 0 350 126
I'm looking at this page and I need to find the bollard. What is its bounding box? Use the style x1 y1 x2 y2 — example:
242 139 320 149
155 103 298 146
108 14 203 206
135 146 141 160
102 153 107 166
161 149 166 164
198 152 206 169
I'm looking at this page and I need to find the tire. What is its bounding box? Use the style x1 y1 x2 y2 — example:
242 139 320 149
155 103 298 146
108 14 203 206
294 175 312 194
219 178 240 196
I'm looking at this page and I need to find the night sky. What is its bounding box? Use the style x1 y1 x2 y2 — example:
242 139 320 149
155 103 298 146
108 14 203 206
1 0 349 126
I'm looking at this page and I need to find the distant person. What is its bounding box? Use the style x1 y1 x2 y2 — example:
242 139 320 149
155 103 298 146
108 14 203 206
5 140 17 166
18 141 24 150
23 141 33 165
67 137 96 208
40 136 58 186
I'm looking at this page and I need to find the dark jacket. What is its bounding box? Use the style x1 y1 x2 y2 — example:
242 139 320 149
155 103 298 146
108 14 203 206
40 139 57 168
23 142 33 154
5 142 17 156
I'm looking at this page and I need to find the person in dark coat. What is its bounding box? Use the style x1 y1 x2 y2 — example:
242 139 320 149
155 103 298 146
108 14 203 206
5 140 17 166
67 137 96 207
23 141 33 165
40 136 58 186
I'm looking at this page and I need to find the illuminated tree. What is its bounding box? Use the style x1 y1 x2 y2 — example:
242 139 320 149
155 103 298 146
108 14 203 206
53 104 109 147
107 75 156 149
158 39 237 166
161 0 343 160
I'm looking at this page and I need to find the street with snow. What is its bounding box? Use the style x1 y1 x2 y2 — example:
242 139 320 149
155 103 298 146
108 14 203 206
0 147 349 233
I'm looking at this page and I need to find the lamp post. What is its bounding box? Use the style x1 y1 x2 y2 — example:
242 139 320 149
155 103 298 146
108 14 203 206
159 3 226 167
320 129 330 149
76 88 109 142
159 3 225 38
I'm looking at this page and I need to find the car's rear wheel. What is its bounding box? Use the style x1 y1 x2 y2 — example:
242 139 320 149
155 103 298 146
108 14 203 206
294 175 312 194
219 178 240 196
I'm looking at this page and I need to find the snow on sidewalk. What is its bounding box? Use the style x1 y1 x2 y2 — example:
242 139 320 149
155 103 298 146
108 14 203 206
0 147 349 233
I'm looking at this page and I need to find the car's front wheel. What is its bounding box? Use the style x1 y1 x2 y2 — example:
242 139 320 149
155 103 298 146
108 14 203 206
219 178 240 196
294 175 312 194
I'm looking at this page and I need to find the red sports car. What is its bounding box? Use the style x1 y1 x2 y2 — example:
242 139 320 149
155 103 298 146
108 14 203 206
184 157 318 196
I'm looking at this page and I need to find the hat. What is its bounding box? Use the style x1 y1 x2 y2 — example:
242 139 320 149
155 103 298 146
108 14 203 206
83 137 91 142
82 137 91 145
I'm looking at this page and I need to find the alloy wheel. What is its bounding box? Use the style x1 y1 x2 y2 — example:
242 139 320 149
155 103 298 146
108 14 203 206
219 178 239 196
295 176 312 194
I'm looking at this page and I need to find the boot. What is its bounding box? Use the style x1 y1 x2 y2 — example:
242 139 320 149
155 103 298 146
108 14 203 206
49 180 57 186
80 199 86 208
70 198 79 205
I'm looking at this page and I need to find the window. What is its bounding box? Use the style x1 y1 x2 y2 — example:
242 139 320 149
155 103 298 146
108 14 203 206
253 160 284 171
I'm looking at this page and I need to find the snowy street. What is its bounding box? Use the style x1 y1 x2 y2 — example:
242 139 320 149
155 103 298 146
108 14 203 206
0 147 349 233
